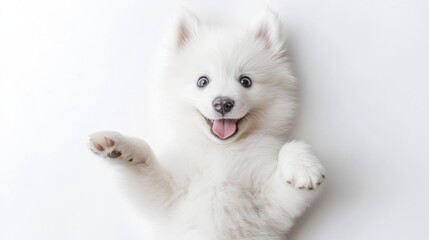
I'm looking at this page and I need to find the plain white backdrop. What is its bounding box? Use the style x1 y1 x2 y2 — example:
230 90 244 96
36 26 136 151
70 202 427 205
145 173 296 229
1 0 429 239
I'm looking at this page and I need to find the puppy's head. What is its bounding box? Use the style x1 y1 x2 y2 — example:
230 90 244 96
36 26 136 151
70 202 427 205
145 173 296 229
158 9 296 144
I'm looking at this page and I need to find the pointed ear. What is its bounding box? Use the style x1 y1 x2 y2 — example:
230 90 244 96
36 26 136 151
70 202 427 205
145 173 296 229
174 8 200 50
253 9 284 52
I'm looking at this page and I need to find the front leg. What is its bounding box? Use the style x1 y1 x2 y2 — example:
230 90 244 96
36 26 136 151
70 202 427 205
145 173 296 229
279 141 326 190
89 131 176 218
266 141 326 221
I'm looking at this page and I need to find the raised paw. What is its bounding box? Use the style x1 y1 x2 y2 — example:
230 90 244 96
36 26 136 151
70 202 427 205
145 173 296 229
89 131 144 164
279 141 326 190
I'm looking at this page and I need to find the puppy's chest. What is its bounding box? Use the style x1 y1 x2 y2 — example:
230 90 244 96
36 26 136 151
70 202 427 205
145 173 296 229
173 169 273 238
180 149 274 216
168 147 279 237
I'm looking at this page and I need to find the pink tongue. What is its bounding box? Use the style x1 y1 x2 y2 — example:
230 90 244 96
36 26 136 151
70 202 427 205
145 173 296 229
212 119 237 139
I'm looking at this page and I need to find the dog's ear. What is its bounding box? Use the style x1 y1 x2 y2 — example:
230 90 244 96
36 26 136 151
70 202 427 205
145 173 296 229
253 8 284 52
174 8 200 50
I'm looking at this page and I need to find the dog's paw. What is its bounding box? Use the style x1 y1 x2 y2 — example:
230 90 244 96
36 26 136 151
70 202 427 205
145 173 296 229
89 131 144 164
279 141 326 190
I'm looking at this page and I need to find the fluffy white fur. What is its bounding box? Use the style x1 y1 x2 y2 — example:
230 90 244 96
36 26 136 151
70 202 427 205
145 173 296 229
89 9 326 240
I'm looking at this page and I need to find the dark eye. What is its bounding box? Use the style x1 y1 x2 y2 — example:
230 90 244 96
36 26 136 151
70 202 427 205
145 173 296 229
197 76 209 88
239 76 252 88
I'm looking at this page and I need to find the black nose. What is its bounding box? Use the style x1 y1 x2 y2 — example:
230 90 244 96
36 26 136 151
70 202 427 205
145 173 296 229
212 97 235 115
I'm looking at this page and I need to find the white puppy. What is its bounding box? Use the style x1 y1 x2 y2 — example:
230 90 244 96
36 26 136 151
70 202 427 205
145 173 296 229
90 9 326 240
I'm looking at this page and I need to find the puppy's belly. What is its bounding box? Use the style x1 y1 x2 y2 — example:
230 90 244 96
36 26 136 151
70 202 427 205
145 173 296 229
167 182 283 240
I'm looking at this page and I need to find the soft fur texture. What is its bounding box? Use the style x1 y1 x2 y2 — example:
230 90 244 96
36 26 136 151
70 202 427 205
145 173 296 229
89 9 326 240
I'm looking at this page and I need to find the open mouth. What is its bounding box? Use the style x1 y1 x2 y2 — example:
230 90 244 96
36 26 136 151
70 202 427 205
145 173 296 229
202 115 247 140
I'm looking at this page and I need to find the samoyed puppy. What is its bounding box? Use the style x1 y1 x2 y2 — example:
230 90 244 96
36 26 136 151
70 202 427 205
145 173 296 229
89 8 326 240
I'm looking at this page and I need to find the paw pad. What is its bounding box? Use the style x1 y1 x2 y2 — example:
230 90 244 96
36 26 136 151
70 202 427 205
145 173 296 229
107 150 122 158
104 137 115 147
92 141 105 151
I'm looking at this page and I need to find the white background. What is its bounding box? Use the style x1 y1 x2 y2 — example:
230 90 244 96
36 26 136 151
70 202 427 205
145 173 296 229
1 0 429 239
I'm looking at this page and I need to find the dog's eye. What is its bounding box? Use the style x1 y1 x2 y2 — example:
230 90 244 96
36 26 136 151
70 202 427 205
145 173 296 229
239 76 252 88
197 76 209 88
